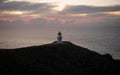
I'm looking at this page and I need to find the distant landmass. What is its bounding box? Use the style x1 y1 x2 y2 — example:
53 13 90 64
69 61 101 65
0 41 120 75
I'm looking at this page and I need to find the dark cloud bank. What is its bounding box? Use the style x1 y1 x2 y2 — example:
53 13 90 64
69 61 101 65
0 0 120 26
0 0 120 14
61 5 120 14
0 0 55 12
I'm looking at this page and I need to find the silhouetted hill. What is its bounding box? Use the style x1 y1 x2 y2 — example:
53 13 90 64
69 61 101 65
0 41 120 75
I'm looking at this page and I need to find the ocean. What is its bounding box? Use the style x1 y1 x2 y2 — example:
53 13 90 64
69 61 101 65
0 25 120 59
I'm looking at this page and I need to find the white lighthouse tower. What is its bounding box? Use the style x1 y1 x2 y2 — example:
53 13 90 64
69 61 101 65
57 32 63 44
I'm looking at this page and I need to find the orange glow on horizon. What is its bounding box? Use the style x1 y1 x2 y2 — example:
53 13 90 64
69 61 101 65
71 14 88 17
0 18 16 22
43 17 56 21
1 11 25 15
104 11 120 16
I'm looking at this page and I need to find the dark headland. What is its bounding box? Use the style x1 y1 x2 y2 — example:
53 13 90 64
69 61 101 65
0 41 120 75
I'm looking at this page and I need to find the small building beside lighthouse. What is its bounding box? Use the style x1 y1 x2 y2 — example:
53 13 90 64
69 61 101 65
57 32 63 44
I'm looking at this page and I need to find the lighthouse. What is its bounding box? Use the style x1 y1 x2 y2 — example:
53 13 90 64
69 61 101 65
57 32 63 44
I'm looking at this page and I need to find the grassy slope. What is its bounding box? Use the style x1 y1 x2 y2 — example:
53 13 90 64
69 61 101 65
0 41 120 75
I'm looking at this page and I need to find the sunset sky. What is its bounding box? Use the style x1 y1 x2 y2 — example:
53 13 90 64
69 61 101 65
0 0 120 24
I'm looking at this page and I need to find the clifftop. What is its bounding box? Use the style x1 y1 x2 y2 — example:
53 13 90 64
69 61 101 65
0 41 120 75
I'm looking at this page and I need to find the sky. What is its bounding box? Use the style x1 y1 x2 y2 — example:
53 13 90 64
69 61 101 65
0 0 120 25
0 0 120 42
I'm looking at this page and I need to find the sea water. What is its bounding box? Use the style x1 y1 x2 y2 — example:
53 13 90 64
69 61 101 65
0 25 120 59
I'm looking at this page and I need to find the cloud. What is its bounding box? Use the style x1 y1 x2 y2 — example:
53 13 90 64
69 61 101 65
0 0 56 12
0 0 7 2
0 0 120 26
0 0 57 23
61 5 120 14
